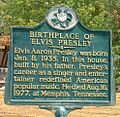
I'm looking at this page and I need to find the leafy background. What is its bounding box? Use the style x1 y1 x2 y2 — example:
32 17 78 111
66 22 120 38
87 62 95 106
0 0 120 85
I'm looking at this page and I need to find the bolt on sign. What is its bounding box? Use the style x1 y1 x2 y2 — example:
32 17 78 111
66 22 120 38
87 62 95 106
5 5 115 116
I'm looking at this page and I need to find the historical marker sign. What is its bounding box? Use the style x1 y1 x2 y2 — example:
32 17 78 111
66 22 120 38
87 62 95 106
5 6 115 108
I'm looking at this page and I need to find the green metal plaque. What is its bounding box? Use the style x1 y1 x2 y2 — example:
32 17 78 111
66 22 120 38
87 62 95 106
5 5 115 111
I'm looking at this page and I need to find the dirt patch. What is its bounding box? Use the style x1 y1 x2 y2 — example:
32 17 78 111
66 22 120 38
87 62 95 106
0 91 120 117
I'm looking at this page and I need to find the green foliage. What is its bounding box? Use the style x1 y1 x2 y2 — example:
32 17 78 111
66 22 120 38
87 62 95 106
1 0 48 34
111 0 120 85
0 0 113 34
0 0 120 85
66 0 111 29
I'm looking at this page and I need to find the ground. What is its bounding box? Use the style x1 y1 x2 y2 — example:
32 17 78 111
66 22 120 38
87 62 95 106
0 91 120 117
